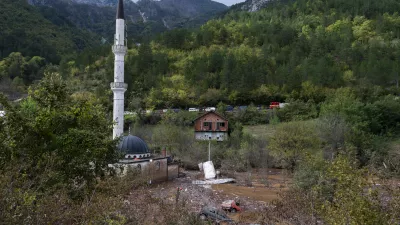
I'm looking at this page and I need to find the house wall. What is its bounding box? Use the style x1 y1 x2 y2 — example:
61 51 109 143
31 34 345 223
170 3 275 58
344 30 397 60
194 113 229 132
195 131 227 141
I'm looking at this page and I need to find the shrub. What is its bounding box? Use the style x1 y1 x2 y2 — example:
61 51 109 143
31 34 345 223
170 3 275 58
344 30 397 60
269 120 321 171
277 99 318 122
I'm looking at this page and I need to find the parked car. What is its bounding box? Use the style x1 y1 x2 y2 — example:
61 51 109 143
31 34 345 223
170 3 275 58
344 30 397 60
188 108 199 112
225 105 234 112
199 207 232 223
279 103 289 108
239 106 247 111
205 107 216 112
269 102 280 109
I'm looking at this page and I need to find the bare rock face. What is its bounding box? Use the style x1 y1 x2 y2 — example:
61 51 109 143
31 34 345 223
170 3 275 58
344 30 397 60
70 0 116 6
241 0 272 12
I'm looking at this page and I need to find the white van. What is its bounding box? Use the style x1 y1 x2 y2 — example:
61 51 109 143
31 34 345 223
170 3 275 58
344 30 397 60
205 107 216 112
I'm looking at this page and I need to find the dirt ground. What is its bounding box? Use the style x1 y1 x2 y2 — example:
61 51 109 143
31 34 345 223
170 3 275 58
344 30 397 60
135 168 292 224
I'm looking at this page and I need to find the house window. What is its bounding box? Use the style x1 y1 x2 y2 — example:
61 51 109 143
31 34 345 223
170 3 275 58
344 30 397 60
203 122 212 130
216 122 225 130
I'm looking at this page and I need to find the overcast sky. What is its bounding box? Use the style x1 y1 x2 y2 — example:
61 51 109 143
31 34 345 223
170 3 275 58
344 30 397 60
215 0 245 6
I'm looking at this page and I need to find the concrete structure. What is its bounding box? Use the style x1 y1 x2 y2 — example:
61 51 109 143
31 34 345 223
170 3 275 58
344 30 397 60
109 1 178 183
113 135 179 182
111 0 128 139
116 157 169 183
194 111 229 141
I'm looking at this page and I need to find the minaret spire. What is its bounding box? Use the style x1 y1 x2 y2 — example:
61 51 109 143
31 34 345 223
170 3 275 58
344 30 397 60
116 0 124 19
111 0 127 139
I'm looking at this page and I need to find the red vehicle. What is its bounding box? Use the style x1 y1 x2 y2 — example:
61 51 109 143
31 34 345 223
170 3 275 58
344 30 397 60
221 200 241 213
269 102 280 109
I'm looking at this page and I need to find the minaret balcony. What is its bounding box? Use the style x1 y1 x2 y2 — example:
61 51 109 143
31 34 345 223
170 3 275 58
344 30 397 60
111 82 127 90
112 45 127 54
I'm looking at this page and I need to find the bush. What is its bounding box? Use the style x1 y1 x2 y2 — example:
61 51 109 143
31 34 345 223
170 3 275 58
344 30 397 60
269 120 321 171
277 99 318 122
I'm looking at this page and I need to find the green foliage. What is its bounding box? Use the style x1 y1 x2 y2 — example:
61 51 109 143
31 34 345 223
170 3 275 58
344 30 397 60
130 0 400 107
161 110 198 127
277 99 318 122
318 156 387 225
289 155 396 225
293 154 328 191
233 103 268 125
269 121 321 171
0 72 119 199
0 0 99 63
364 95 400 134
0 52 46 84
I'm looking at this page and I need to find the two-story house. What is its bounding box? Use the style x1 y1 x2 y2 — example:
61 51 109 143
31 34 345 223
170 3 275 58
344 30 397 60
194 111 229 141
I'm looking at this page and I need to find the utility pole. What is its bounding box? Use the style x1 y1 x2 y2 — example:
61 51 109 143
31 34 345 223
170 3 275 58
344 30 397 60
208 140 211 162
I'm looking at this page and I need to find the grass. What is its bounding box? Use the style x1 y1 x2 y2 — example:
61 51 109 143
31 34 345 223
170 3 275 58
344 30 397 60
243 124 276 140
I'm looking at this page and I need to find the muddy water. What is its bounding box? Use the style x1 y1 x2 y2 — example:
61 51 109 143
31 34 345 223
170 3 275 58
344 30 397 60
212 169 292 204
212 184 282 202
210 170 292 224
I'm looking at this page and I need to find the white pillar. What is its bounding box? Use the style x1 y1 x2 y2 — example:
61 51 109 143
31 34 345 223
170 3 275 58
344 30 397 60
111 18 127 139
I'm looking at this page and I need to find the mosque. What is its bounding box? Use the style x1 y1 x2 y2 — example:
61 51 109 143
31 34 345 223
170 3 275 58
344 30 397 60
110 0 177 182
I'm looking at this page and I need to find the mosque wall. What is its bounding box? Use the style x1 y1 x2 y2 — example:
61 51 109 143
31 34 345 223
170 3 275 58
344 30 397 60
111 158 170 183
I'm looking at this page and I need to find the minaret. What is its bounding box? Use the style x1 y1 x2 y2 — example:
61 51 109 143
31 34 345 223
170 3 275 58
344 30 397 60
111 0 127 139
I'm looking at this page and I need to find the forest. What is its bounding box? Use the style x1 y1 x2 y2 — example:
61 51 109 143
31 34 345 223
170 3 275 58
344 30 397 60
1 0 400 224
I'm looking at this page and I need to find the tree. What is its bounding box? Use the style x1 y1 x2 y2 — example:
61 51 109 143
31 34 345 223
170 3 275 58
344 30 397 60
317 115 348 160
269 121 320 171
318 156 387 225
0 72 120 199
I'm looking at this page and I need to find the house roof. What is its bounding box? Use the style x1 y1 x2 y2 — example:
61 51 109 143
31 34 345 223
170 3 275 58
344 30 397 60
193 111 228 122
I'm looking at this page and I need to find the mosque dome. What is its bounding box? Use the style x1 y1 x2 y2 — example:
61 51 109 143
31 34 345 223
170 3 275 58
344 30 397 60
118 135 151 159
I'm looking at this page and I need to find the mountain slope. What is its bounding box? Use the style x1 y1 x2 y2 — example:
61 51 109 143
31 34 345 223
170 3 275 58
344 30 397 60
28 0 228 41
0 0 99 63
114 0 400 108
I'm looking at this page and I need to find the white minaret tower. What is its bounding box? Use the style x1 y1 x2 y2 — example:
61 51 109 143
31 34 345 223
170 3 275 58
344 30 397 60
111 0 127 139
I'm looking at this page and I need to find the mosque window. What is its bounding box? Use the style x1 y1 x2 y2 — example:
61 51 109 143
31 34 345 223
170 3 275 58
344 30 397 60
155 161 160 171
